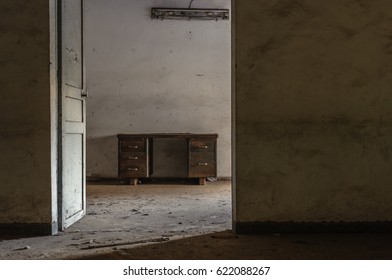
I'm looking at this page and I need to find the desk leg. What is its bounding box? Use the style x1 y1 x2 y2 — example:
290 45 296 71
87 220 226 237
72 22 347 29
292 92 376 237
198 178 206 186
129 178 138 186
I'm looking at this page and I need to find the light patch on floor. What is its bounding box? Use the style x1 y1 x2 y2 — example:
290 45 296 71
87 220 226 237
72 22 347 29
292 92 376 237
0 181 231 259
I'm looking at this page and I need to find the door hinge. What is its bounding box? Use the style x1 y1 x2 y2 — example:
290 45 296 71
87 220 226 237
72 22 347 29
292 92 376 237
81 90 88 98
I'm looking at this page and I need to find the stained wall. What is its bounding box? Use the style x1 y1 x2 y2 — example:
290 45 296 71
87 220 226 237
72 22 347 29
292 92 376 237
0 0 55 226
235 0 392 222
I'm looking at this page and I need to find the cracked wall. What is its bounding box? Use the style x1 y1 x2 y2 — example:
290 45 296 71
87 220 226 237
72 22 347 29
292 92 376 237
235 0 392 222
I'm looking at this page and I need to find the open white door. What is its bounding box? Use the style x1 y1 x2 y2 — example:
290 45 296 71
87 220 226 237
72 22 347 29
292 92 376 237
59 0 86 230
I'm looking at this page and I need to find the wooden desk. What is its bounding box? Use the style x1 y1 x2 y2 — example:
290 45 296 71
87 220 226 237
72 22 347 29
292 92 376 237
117 133 218 185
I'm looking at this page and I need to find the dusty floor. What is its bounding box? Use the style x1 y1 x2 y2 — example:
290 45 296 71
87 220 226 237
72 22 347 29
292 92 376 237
76 230 392 260
3 181 392 260
0 181 232 259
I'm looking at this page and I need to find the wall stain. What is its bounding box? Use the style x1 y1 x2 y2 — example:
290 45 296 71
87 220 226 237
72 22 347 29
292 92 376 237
270 0 307 18
379 147 391 161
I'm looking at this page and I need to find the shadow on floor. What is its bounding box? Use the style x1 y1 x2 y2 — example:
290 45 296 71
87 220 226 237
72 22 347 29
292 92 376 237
73 230 392 260
0 182 232 260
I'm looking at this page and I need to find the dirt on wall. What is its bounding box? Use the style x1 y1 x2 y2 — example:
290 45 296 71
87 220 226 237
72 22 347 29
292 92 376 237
235 0 392 222
0 0 52 224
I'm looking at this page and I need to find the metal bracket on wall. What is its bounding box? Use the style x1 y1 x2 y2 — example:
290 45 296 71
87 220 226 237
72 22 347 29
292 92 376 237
151 8 229 21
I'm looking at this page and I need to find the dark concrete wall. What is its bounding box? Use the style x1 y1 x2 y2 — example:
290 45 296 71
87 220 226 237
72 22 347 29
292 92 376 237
0 0 53 224
235 0 392 222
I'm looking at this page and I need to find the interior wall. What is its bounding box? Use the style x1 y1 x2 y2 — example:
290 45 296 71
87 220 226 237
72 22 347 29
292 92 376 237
235 0 392 223
85 0 231 178
0 0 53 225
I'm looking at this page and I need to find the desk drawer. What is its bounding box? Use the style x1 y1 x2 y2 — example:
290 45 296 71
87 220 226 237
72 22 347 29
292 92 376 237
119 152 146 163
120 138 146 152
119 163 147 177
190 139 215 153
189 153 216 178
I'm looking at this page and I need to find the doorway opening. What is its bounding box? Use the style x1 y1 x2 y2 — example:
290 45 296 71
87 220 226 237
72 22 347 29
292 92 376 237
61 0 233 248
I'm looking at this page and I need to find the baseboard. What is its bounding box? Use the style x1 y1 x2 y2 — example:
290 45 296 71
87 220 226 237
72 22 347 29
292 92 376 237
87 176 232 184
87 176 120 184
0 223 54 236
217 176 232 181
234 221 392 234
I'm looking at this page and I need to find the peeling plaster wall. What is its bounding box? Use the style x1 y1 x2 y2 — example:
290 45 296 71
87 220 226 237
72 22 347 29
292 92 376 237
235 0 392 222
85 0 231 178
0 1 53 224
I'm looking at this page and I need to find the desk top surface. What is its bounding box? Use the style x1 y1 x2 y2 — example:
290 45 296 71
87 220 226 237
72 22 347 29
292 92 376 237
118 133 218 139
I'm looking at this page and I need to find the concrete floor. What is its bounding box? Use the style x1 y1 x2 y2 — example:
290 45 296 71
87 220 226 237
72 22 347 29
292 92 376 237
76 230 392 260
0 181 232 259
3 181 392 260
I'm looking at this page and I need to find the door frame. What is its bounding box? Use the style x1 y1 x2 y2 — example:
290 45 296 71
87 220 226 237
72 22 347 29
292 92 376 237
50 0 237 234
231 0 237 232
49 0 59 235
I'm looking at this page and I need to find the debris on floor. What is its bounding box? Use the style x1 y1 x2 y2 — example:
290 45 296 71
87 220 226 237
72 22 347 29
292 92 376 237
0 181 231 260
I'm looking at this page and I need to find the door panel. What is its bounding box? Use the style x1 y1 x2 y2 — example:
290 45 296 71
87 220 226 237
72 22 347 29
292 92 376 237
63 134 84 220
65 97 83 122
63 0 83 89
59 0 86 230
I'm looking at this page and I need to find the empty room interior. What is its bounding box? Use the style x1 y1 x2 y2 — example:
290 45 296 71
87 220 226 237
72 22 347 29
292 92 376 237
3 0 392 260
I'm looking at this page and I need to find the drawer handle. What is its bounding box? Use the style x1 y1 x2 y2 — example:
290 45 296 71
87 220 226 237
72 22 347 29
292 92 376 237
198 162 208 166
128 168 138 171
128 145 138 149
198 145 208 149
128 156 138 160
